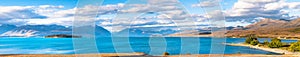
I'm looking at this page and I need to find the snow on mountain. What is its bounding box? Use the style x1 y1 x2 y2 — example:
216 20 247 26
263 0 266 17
0 29 38 37
0 25 71 37
0 25 111 37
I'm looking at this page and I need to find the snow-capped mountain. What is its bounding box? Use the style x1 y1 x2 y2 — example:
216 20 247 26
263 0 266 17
1 29 38 37
1 25 71 37
0 24 17 34
0 25 111 37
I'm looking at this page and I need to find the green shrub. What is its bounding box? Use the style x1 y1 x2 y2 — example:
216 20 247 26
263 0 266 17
288 41 300 52
163 52 169 56
250 40 259 46
263 40 269 45
245 34 258 44
268 38 282 48
245 38 253 44
257 44 264 47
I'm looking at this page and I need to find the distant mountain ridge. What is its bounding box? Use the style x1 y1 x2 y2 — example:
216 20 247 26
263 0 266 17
226 18 300 38
1 25 72 37
0 24 181 37
0 24 17 34
0 25 111 37
244 19 288 29
113 28 178 37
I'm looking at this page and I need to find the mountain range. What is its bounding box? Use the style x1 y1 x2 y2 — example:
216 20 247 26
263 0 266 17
226 18 300 38
6 18 297 38
0 24 180 37
112 28 178 37
0 24 17 34
0 25 111 37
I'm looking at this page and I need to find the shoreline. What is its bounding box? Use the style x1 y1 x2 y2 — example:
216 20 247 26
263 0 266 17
167 34 212 37
1 54 300 57
224 43 300 55
227 36 300 40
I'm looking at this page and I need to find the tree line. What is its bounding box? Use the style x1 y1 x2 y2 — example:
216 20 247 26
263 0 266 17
244 34 300 52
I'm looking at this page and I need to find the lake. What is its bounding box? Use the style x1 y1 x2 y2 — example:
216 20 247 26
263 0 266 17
0 37 297 55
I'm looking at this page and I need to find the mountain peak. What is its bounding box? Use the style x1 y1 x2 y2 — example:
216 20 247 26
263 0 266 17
226 18 300 38
245 18 288 29
0 25 111 37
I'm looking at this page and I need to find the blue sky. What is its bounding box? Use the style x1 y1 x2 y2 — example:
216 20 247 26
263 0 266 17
0 0 299 32
0 0 230 14
0 0 77 9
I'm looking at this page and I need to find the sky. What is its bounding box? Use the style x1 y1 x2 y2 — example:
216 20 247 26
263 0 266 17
0 0 299 32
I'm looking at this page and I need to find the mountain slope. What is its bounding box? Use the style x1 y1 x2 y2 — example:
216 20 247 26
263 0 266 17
0 25 111 37
73 25 111 37
1 25 71 37
226 18 300 38
0 24 17 34
245 19 288 30
168 29 212 37
113 28 177 37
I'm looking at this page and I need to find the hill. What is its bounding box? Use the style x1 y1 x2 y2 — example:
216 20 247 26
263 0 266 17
226 18 300 39
113 28 178 37
0 25 111 37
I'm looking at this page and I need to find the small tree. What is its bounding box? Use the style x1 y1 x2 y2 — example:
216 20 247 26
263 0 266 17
245 34 258 44
250 40 259 46
288 41 300 52
263 40 269 45
245 37 253 44
268 38 282 48
163 52 169 56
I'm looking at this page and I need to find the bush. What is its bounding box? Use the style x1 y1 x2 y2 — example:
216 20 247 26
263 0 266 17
245 38 253 44
250 40 259 46
268 38 282 48
263 40 269 45
257 44 264 47
245 34 258 44
163 52 169 56
288 41 300 52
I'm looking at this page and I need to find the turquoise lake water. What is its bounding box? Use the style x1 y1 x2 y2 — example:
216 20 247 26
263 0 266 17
0 37 297 55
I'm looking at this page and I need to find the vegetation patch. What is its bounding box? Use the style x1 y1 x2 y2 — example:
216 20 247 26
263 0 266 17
289 28 300 33
243 34 300 52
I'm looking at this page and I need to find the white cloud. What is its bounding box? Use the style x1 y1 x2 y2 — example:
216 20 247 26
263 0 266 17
0 2 209 35
192 0 219 7
191 0 300 27
0 6 48 20
225 0 300 20
26 17 74 26
0 3 126 26
240 0 280 3
0 5 70 25
0 1 208 33
287 2 300 9
0 5 66 20
93 0 208 32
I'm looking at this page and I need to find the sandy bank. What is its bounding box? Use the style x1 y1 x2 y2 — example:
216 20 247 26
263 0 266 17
225 43 300 55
